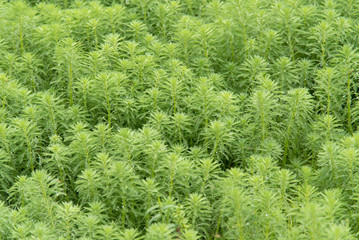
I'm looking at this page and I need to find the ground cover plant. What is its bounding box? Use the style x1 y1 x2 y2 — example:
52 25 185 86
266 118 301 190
2 0 359 239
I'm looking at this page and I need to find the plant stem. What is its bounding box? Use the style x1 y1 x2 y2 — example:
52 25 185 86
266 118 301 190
347 72 353 134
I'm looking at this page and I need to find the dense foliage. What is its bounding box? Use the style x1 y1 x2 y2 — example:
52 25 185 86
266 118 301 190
1 0 359 239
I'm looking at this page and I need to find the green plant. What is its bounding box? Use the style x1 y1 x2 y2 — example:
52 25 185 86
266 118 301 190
55 38 83 106
282 88 313 166
2 0 359 239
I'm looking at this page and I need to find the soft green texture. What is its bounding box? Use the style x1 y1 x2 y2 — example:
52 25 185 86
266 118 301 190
0 0 359 239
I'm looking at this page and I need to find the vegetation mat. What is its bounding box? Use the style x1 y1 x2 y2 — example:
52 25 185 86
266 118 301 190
1 0 359 239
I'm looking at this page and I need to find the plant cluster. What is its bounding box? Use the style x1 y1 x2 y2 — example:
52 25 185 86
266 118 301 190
1 0 359 239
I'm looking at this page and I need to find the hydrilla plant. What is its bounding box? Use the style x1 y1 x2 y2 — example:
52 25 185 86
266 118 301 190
314 67 343 117
249 86 281 144
68 124 96 172
3 0 359 239
12 118 40 173
0 150 13 200
184 193 212 237
282 88 313 166
202 119 235 165
18 52 43 91
55 37 83 106
332 44 359 133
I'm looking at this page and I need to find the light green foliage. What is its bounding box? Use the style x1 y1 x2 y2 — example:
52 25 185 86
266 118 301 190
1 0 359 239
